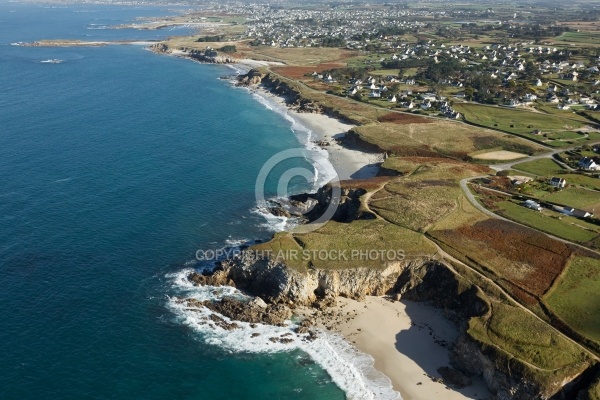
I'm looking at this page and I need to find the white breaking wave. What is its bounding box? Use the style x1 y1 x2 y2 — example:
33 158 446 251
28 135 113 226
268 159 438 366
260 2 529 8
166 268 401 400
249 90 336 190
224 237 251 247
251 204 296 232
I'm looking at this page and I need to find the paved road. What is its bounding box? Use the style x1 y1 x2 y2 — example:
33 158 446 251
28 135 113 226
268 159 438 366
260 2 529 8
490 144 595 172
459 176 600 257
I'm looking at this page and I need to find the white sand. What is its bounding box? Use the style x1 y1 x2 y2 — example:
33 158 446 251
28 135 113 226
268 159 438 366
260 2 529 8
253 90 383 180
291 111 383 180
248 84 491 399
316 297 491 400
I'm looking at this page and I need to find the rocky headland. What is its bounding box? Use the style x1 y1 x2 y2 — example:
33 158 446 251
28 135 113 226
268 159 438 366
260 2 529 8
180 181 598 400
150 43 237 64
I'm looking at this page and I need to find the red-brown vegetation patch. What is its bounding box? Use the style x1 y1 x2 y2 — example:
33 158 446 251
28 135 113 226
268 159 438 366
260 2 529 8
433 219 573 303
377 112 433 125
485 176 514 192
271 63 346 80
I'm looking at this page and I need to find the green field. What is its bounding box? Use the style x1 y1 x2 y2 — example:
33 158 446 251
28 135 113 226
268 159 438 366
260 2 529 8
545 256 600 343
468 300 592 375
556 31 600 45
354 119 546 159
513 158 566 176
535 104 593 123
252 219 437 271
541 187 600 210
369 69 401 76
453 103 588 144
562 174 600 191
496 201 599 244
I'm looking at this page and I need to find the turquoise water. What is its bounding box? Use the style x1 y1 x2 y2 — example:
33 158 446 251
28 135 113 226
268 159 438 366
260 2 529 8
0 4 349 399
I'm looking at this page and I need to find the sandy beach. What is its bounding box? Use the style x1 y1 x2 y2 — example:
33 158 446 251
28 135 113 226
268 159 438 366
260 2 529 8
291 111 383 180
306 296 491 400
239 69 489 400
251 89 383 180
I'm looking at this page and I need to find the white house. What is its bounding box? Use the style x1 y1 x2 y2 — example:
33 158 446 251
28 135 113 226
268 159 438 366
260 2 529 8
549 177 567 188
579 157 600 170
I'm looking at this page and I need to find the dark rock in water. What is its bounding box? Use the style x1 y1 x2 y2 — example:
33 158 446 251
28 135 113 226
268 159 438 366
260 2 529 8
188 296 292 327
297 357 316 367
209 313 240 331
251 332 261 338
188 269 234 288
306 330 318 341
268 206 291 218
437 366 472 389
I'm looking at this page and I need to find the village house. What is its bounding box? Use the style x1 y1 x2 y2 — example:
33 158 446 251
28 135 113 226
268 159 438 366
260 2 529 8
555 206 594 219
579 157 600 171
549 177 567 188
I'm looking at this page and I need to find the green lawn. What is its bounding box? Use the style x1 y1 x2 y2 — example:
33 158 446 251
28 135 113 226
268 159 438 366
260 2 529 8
512 158 566 177
496 201 599 244
548 131 587 140
453 103 588 144
541 187 600 210
562 174 600 191
545 255 600 343
535 104 592 123
370 69 401 76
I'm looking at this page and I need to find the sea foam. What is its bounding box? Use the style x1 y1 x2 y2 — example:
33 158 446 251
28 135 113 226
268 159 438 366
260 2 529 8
166 268 401 400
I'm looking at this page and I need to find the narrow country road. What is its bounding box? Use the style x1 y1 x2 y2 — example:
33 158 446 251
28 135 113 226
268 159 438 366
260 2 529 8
459 176 600 257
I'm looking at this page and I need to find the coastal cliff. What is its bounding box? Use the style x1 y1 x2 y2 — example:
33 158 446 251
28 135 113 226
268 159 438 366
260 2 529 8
237 69 362 124
189 254 596 400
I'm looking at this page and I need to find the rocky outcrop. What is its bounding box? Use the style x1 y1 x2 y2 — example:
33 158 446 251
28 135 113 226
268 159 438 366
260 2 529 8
183 297 292 327
191 252 425 306
150 43 236 64
237 69 268 85
187 48 236 64
289 183 376 223
150 43 170 53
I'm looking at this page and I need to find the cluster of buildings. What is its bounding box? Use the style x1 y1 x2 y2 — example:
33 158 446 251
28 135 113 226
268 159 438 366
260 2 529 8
331 75 462 119
297 37 598 111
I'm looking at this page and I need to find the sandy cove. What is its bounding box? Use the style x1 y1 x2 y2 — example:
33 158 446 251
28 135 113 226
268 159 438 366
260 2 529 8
249 88 383 180
300 296 491 400
247 84 489 399
291 111 383 180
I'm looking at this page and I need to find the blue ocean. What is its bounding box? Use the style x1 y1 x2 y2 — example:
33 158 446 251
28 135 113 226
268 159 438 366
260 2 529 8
0 3 396 399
